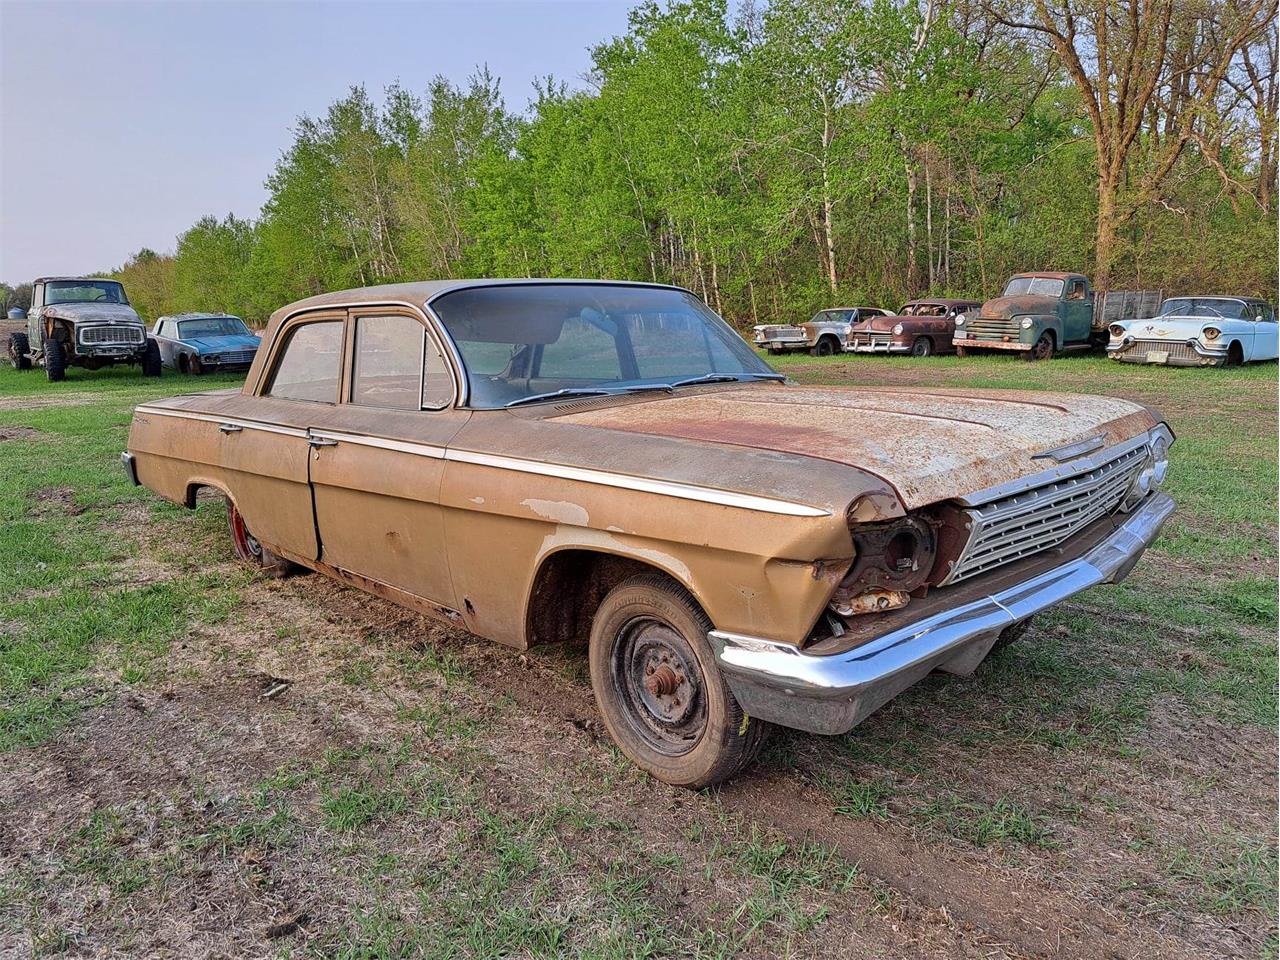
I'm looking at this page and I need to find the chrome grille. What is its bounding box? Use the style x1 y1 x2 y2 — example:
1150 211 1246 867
81 326 143 345
762 326 804 341
214 349 256 365
966 317 1020 340
943 445 1147 584
1112 339 1199 363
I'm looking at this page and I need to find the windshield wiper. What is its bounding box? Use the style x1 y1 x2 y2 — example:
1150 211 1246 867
670 373 786 388
505 388 615 408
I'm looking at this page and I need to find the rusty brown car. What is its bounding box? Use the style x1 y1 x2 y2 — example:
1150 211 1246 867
847 298 983 356
123 280 1176 788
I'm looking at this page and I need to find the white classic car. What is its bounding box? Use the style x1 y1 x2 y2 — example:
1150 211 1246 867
753 307 892 356
1108 296 1278 366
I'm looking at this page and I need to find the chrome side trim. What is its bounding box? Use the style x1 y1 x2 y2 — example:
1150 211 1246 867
133 406 309 439
308 430 446 460
709 491 1175 735
444 448 832 517
135 410 829 517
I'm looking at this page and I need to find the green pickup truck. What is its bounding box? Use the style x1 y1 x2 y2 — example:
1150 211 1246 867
953 272 1161 361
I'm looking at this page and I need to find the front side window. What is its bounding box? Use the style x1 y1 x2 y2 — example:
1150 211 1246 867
432 284 780 409
45 279 128 305
350 314 455 409
1002 277 1065 298
266 320 343 402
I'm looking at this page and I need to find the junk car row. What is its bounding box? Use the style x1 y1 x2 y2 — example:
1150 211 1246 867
6 276 260 381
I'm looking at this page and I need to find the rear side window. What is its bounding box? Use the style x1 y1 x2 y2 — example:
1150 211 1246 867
267 321 344 402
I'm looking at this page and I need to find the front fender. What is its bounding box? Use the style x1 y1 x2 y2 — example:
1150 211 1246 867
1018 315 1059 344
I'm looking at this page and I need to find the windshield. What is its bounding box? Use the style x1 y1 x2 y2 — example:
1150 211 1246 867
811 310 853 323
178 316 251 338
45 280 128 305
432 284 781 409
1157 298 1248 320
1002 277 1064 298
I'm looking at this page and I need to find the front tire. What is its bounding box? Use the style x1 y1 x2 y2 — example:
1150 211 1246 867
910 337 933 357
141 339 162 377
588 574 770 788
8 332 31 370
44 337 66 382
1025 331 1055 362
811 337 837 357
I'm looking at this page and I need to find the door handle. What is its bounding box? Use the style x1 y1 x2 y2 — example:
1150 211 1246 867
218 423 243 433
308 436 338 448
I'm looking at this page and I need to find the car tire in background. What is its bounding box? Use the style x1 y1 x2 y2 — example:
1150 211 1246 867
589 573 770 788
812 337 837 357
141 339 163 377
910 337 933 357
190 355 204 375
44 337 66 382
8 332 31 370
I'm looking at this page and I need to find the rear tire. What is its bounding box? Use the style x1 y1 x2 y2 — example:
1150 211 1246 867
44 337 66 382
8 332 31 370
589 573 770 788
141 339 162 377
225 498 292 577
910 337 933 357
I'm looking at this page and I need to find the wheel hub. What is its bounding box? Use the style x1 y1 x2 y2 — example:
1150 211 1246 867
612 618 705 754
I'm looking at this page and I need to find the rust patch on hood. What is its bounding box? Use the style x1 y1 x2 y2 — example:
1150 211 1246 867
981 295 1054 318
556 385 1157 509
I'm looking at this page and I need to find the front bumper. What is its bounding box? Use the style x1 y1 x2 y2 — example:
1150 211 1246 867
755 338 808 349
1107 340 1225 367
953 337 1029 351
848 338 909 353
709 491 1174 736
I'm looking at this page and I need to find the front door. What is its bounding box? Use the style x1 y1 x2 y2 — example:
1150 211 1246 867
307 309 467 606
1062 279 1092 343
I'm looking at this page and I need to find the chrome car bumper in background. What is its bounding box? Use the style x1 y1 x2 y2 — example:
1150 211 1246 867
847 338 909 353
1107 338 1225 366
709 490 1175 736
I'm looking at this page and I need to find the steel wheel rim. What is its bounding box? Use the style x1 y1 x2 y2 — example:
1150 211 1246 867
610 616 706 757
228 503 263 561
1033 334 1052 360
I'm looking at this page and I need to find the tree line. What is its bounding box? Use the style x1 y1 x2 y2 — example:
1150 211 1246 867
7 0 1277 327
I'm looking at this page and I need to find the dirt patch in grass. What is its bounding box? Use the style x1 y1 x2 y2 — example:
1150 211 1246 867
0 425 40 441
29 485 87 516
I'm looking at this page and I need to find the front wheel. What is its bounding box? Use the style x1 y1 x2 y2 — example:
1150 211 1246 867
141 339 162 377
1025 331 1055 362
8 332 31 370
811 338 836 357
225 498 292 577
910 337 933 357
589 574 770 788
44 337 66 382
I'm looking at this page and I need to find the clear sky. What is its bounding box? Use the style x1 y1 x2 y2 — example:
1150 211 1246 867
0 0 634 283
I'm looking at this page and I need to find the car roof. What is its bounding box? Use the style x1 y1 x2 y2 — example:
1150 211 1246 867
1162 295 1267 305
32 276 123 284
157 312 242 321
903 298 981 306
1008 271 1086 281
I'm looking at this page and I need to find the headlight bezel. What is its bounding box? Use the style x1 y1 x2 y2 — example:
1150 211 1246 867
1020 317 1034 330
1109 323 1126 339
1120 425 1173 511
954 314 966 326
892 323 904 336
1202 326 1221 341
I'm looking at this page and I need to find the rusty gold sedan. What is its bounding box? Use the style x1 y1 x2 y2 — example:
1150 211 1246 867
124 280 1175 787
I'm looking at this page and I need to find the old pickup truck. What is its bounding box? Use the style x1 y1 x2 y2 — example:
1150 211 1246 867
124 279 1174 787
954 273 1161 360
8 277 161 381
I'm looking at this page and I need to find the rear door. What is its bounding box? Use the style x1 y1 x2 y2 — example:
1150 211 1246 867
306 308 468 606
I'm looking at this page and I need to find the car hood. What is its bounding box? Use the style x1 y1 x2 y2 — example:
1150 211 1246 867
980 295 1056 319
184 333 261 354
1123 317 1216 338
556 385 1157 509
43 302 143 325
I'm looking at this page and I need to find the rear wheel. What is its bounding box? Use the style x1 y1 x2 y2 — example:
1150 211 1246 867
225 498 292 577
910 337 933 357
589 574 770 788
1025 331 1055 362
44 337 66 382
8 332 31 370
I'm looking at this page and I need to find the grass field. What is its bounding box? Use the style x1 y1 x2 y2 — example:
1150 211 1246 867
0 351 1276 959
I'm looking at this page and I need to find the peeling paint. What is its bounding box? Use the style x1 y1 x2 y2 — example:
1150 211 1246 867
522 497 589 526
